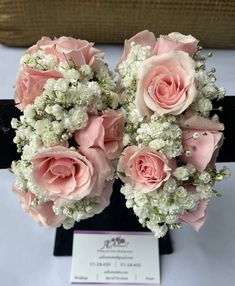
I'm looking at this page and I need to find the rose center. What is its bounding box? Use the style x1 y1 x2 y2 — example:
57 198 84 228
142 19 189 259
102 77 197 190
142 165 153 177
157 81 170 97
50 158 73 178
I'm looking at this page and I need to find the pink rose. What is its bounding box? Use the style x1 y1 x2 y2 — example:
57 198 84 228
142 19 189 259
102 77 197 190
13 186 65 227
118 31 198 66
15 66 62 110
118 30 157 65
27 36 103 68
154 32 199 57
180 116 224 171
75 111 125 160
31 146 112 207
117 146 174 193
136 51 197 116
26 36 56 55
180 199 209 231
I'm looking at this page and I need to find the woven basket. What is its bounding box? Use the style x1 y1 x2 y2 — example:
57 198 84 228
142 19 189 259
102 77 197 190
0 0 234 47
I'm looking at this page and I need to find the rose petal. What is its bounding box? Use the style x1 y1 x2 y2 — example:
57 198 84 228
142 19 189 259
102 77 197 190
180 115 224 131
118 30 156 65
181 130 223 171
180 200 208 231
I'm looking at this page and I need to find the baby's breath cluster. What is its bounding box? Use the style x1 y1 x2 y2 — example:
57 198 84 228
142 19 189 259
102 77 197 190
20 50 56 70
189 51 226 117
118 43 153 146
53 197 103 229
118 42 151 89
136 115 183 159
121 165 230 237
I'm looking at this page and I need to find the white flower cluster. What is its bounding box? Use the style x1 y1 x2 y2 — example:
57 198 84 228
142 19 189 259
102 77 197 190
20 51 56 70
53 197 103 229
121 182 195 237
121 165 230 237
118 43 151 89
136 114 183 159
189 52 226 117
92 60 120 109
117 43 152 145
11 159 31 190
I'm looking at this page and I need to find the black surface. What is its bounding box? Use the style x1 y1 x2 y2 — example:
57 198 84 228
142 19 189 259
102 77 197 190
215 97 235 162
53 179 173 256
0 100 21 168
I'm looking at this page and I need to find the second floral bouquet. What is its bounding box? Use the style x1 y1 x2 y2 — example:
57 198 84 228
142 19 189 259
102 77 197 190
11 31 229 237
116 30 229 237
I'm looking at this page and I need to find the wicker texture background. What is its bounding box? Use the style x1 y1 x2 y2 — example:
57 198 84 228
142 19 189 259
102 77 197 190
0 0 234 48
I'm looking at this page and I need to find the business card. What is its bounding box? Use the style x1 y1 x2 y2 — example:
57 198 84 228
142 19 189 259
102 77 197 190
71 231 160 284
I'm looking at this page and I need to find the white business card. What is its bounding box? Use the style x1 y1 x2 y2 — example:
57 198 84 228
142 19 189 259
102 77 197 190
71 231 160 284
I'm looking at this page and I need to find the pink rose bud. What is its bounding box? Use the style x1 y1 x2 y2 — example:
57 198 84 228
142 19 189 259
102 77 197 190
27 36 103 68
75 111 125 160
154 32 199 57
54 36 104 67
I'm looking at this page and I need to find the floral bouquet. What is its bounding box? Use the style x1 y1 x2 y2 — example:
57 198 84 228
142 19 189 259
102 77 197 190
11 36 124 229
116 30 230 237
11 32 229 238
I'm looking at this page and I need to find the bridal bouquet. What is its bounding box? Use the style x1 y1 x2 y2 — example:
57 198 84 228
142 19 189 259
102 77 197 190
11 36 123 229
11 32 229 237
116 30 230 237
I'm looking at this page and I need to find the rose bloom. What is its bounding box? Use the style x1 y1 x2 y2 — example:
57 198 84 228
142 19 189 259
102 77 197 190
15 66 62 110
117 146 174 193
118 30 198 65
180 115 224 171
136 51 197 116
13 186 65 227
27 36 103 67
31 146 112 207
75 111 125 160
154 32 199 57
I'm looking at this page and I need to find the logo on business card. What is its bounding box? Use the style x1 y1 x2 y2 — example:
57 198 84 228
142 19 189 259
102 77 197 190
101 236 129 249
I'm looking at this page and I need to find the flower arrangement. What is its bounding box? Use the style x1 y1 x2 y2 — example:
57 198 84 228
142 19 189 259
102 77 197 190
11 32 229 237
11 36 123 229
116 30 230 237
